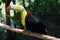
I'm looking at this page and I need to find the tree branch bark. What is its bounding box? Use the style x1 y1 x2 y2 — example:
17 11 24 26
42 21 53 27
0 23 60 40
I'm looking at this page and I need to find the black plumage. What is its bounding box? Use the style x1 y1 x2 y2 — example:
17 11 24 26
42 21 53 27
25 8 47 35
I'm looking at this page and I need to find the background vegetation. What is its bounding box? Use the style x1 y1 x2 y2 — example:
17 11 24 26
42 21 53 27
0 0 60 40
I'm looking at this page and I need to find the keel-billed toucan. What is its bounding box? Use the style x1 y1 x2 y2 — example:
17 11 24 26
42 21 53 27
6 5 47 35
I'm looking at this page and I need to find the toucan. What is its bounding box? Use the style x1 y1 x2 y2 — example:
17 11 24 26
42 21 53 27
6 5 47 35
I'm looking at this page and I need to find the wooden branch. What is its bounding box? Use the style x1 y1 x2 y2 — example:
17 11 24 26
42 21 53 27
0 23 60 40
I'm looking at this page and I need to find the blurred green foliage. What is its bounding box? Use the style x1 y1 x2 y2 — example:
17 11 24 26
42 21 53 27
0 0 60 40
